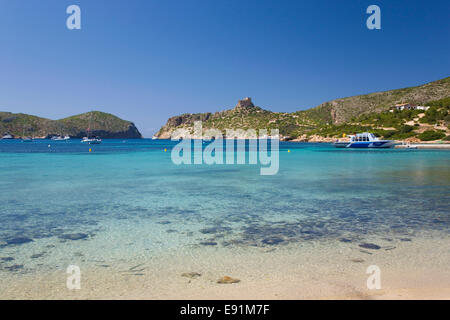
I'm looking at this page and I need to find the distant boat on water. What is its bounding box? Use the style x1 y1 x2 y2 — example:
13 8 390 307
334 132 396 149
81 137 102 144
51 135 70 141
1 133 13 140
81 112 102 144
20 125 33 142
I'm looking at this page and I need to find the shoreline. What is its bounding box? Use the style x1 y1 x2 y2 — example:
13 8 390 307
150 138 450 149
1 236 449 300
395 143 450 149
4 137 450 149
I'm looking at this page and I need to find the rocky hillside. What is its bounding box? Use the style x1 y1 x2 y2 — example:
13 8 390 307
0 111 142 139
315 77 450 124
155 97 303 139
155 77 450 141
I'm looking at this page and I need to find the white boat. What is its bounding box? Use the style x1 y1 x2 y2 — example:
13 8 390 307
1 133 13 139
81 137 102 144
51 135 70 141
334 132 396 149
404 143 418 149
152 136 158 140
81 112 102 144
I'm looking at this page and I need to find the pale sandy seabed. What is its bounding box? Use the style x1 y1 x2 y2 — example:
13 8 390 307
1 236 449 300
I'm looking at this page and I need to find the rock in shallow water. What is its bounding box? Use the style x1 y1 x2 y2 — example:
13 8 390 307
359 243 381 250
217 276 240 284
181 272 202 279
199 226 231 234
2 264 24 272
6 237 33 245
0 257 15 262
261 237 284 245
58 233 89 241
199 241 217 246
30 252 46 259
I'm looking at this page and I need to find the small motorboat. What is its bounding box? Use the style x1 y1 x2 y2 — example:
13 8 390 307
22 137 33 142
81 137 102 144
334 132 396 149
51 135 70 141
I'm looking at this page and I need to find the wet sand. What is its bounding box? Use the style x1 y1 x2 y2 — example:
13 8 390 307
1 236 449 300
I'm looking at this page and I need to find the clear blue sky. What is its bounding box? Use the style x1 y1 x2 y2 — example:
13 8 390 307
0 0 449 137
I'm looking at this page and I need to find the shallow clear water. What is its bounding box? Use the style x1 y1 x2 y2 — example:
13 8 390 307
0 139 449 274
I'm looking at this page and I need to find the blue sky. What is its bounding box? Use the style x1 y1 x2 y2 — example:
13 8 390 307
0 0 449 137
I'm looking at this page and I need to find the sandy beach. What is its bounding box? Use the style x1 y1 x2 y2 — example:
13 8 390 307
2 235 449 300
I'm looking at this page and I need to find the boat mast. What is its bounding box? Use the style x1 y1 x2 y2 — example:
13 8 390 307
87 112 92 138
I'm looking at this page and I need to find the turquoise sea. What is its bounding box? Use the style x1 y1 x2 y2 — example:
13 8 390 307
0 139 449 292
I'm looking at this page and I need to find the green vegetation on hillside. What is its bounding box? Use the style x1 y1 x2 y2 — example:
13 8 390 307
355 109 422 127
60 111 133 133
418 130 446 141
419 97 450 125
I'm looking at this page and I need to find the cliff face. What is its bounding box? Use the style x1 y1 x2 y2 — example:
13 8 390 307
155 77 450 140
0 111 142 139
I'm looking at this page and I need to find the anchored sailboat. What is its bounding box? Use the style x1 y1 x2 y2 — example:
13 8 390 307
81 112 102 144
21 125 33 142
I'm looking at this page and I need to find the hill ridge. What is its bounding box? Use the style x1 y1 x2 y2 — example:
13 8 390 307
0 110 142 139
155 77 450 141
